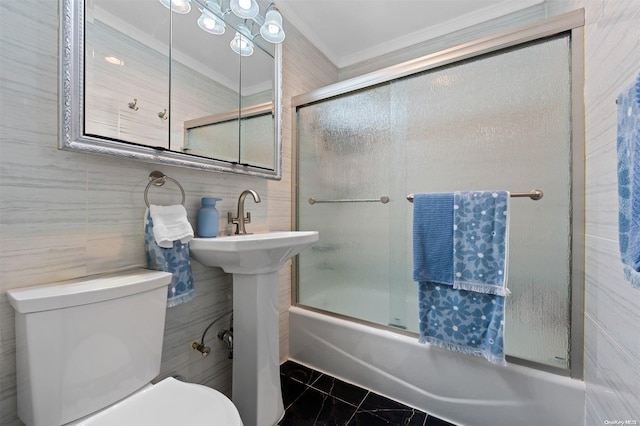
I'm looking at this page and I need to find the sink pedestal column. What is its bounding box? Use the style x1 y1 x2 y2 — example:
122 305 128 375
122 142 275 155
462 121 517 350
188 232 319 425
232 271 284 426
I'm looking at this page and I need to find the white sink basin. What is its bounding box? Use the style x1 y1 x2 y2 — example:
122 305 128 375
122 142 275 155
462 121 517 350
190 231 319 274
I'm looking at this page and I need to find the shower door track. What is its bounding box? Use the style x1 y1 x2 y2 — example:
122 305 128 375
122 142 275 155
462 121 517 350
292 9 585 379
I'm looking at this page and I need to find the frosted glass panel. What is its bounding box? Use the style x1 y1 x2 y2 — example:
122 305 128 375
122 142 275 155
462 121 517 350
185 121 238 161
241 114 275 169
297 35 573 368
297 86 392 325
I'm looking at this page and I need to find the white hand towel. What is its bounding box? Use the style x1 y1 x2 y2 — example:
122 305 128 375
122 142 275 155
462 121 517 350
149 204 194 248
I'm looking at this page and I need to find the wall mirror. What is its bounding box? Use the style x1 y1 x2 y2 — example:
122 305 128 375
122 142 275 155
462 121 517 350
61 0 282 179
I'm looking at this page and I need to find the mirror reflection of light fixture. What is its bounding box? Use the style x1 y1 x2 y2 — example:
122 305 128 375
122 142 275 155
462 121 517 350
197 1 226 35
104 56 125 66
158 0 192 14
230 0 259 19
230 24 254 56
259 5 285 43
160 0 285 54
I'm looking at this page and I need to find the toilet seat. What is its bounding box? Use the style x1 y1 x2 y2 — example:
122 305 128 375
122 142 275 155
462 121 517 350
70 377 243 426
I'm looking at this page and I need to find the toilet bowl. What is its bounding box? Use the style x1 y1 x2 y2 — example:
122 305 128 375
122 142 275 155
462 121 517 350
7 269 243 426
69 377 242 426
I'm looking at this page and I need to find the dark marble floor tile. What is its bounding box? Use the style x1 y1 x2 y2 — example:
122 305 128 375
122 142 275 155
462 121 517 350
281 360 323 386
281 374 309 409
348 408 427 426
347 409 427 426
278 386 358 426
346 410 389 426
311 375 369 407
358 392 408 411
425 415 457 426
355 392 427 426
279 361 457 426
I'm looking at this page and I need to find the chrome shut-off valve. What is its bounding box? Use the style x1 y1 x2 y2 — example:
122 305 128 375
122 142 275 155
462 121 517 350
218 328 233 359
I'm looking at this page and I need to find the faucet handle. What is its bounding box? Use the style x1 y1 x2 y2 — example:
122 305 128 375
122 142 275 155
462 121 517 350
228 211 237 224
245 211 252 224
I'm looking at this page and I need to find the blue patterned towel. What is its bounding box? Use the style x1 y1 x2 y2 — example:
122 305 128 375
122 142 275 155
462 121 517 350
412 193 454 285
453 191 510 296
145 209 196 307
418 282 506 366
413 191 509 366
617 72 640 289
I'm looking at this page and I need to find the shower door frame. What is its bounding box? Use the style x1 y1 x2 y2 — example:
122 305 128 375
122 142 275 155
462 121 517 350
292 9 585 379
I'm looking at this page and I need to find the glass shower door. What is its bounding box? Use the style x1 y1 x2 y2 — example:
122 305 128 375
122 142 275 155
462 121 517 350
297 34 573 369
296 85 395 325
390 35 573 368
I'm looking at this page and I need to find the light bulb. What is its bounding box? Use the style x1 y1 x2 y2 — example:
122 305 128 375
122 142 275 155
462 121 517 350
230 0 258 19
171 0 191 13
158 0 191 14
230 28 254 56
268 24 279 34
197 1 226 35
203 18 215 29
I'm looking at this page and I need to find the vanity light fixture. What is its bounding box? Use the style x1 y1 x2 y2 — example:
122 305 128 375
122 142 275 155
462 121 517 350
197 1 226 35
159 0 192 14
230 0 259 19
230 24 254 56
160 0 285 56
259 4 285 43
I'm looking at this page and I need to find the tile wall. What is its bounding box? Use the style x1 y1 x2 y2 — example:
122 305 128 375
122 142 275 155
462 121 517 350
574 1 640 421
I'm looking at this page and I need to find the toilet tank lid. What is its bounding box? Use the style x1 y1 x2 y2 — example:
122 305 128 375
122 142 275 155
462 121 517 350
7 269 172 314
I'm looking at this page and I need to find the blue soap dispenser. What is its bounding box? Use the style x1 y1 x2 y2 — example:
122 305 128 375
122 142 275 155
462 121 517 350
197 197 222 237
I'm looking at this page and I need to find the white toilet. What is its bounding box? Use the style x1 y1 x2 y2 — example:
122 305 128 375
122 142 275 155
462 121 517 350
7 269 243 426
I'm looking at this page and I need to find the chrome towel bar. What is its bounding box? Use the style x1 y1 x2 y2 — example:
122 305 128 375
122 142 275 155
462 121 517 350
406 190 543 202
308 196 390 205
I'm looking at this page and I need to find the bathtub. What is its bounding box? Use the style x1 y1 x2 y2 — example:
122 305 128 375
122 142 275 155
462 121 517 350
289 306 585 426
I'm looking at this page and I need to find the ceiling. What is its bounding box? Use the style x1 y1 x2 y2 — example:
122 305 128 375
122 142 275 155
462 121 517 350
91 0 544 91
275 0 544 68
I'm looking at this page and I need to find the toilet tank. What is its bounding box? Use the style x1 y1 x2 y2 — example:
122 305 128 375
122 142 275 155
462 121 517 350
7 269 172 426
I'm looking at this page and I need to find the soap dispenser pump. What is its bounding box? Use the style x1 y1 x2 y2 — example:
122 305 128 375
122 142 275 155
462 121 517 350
197 197 222 237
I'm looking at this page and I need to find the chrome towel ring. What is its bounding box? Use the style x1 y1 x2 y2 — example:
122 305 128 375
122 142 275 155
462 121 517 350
144 171 186 207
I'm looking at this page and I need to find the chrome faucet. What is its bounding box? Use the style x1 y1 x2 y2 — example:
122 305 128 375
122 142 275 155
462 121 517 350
228 189 261 235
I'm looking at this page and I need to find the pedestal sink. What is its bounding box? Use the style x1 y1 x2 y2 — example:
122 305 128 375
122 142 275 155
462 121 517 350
189 231 319 426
